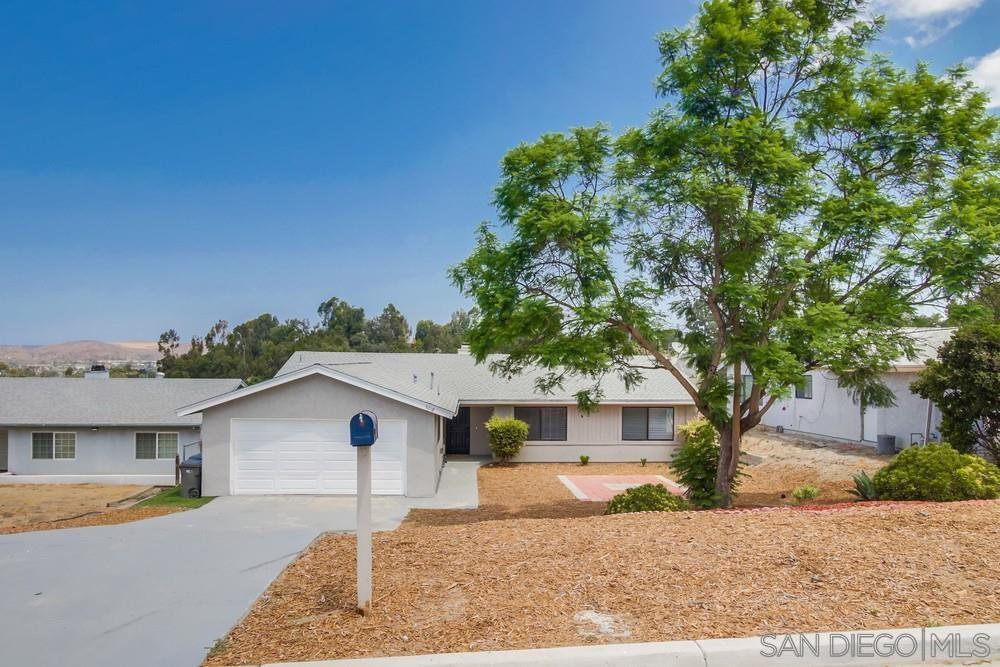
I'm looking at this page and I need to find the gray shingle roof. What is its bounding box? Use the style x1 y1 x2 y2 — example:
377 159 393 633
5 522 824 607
278 352 695 406
0 378 243 427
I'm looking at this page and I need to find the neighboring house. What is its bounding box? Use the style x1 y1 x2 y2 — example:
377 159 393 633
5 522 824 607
761 327 953 450
0 375 243 484
178 351 698 498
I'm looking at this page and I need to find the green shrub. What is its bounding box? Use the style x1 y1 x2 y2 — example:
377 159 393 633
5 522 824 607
873 444 1000 501
579 455 590 466
670 418 743 508
604 484 688 514
848 470 878 500
640 458 647 467
484 416 529 463
791 484 821 502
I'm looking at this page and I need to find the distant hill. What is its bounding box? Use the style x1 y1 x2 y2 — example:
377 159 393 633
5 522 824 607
0 340 189 367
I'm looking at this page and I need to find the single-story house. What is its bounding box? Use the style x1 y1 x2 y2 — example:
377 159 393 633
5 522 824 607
0 375 243 485
178 351 698 498
761 327 952 450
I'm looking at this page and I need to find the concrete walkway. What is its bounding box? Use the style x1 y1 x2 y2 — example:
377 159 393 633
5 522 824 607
0 460 481 667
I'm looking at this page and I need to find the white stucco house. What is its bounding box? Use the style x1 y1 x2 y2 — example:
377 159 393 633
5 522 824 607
0 375 243 484
177 351 699 498
761 327 953 450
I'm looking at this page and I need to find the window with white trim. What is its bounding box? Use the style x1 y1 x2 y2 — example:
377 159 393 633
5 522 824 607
135 432 179 460
32 432 76 459
513 407 567 441
622 407 674 441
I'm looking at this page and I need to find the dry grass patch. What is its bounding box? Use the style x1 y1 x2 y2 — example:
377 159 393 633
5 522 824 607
206 501 1000 666
0 483 151 532
0 505 181 534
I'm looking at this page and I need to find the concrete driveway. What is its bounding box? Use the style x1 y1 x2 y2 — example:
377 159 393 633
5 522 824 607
0 460 480 667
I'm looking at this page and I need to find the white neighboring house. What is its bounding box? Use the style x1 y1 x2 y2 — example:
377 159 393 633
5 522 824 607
761 327 953 450
0 375 243 484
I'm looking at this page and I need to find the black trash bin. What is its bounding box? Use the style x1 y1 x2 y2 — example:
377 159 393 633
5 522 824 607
179 453 203 498
876 434 897 456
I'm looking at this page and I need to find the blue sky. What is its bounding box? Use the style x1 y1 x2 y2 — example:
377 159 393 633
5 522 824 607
1 0 998 345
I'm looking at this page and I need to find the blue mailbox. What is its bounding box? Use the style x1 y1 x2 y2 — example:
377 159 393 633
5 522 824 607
350 411 378 447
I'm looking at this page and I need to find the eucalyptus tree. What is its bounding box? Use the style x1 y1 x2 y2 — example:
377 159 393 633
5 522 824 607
452 0 999 505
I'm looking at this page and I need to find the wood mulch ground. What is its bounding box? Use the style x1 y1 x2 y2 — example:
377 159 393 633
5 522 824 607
205 434 994 666
0 483 182 535
207 501 1000 666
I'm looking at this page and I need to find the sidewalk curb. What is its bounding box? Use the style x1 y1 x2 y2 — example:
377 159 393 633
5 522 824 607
245 623 1000 667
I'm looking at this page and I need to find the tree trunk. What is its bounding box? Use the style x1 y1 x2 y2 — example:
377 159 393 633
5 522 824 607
715 361 743 508
715 425 741 508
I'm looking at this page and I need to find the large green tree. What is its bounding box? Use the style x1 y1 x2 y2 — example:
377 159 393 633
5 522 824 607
911 324 1000 463
452 0 1000 506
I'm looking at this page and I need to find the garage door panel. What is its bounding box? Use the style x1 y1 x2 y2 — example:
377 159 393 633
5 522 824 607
232 419 405 495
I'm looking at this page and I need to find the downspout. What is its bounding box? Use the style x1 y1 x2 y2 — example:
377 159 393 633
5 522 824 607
923 399 933 446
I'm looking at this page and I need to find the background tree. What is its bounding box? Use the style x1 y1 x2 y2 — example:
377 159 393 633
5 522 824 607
317 297 366 347
452 0 999 506
364 304 410 351
155 297 473 381
414 310 476 352
911 324 1000 463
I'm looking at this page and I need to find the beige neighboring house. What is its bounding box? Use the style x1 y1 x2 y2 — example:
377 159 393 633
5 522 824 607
178 351 698 498
0 375 243 484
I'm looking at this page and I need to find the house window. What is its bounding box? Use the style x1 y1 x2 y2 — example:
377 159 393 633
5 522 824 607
32 432 76 459
136 432 179 460
622 407 674 441
795 376 813 399
740 373 754 402
513 407 567 441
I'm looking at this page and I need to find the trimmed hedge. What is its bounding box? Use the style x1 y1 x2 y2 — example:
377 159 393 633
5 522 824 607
873 444 1000 502
484 416 529 463
604 483 688 514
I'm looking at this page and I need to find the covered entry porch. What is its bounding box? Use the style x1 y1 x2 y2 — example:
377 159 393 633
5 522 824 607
444 406 494 457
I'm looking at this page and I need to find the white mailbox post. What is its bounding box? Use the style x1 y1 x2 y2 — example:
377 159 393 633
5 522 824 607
350 411 378 616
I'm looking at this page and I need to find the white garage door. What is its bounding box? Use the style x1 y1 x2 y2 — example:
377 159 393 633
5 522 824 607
231 419 406 495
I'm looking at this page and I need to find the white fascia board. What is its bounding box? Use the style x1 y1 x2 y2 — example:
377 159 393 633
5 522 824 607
177 365 457 419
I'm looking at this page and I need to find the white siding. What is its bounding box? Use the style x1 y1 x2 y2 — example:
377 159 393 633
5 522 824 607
761 369 942 449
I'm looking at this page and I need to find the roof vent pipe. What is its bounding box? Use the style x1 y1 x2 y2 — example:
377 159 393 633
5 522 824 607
412 373 418 384
430 371 435 388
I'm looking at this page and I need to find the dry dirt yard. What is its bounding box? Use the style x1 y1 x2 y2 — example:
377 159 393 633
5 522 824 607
738 428 891 506
0 484 175 534
205 433 996 666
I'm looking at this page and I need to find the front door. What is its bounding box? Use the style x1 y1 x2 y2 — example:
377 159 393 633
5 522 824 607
445 407 471 455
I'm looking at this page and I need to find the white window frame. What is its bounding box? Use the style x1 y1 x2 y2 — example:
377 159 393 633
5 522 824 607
31 431 77 460
135 432 180 460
